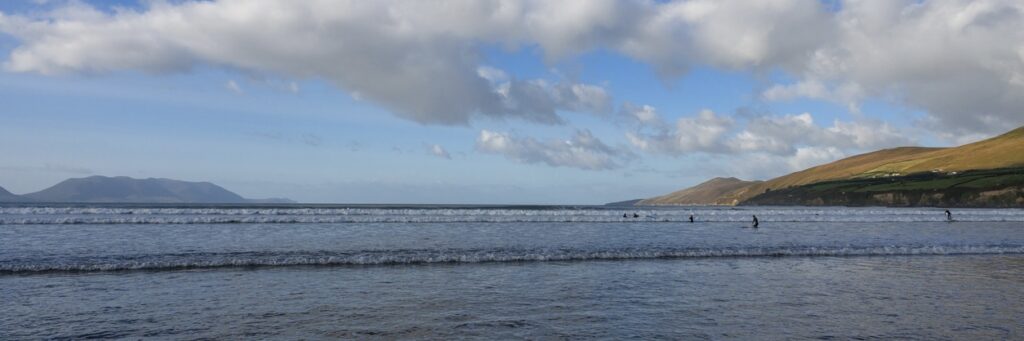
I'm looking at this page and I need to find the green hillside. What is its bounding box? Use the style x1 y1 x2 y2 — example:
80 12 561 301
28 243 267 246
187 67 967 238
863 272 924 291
643 125 1024 207
743 167 1024 207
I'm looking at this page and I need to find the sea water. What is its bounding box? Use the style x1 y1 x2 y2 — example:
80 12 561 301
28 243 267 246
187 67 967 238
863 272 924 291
2 205 1023 339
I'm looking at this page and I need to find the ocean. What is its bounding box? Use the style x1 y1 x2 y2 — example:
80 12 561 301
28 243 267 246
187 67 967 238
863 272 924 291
2 204 1023 339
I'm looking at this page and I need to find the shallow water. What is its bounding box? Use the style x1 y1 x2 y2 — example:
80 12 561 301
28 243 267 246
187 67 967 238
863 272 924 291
2 205 1023 339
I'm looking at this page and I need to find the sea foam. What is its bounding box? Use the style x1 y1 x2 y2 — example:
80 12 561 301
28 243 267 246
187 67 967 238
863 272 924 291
3 244 1022 273
2 206 1023 224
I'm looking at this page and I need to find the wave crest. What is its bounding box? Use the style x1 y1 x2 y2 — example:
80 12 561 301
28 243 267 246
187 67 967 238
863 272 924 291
4 207 1023 224
3 245 1022 273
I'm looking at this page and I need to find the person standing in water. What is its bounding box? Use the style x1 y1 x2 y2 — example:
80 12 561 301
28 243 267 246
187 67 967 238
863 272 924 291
689 215 695 223
752 215 759 228
945 209 953 222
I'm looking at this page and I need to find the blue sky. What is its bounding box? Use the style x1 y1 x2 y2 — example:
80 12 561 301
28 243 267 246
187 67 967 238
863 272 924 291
1 0 1022 204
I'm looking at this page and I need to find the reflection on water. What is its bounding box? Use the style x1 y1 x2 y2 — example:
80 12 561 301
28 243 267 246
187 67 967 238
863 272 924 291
3 256 1023 339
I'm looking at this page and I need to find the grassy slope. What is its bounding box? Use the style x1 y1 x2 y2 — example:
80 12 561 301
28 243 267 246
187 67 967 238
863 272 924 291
639 177 762 205
743 167 1024 207
727 147 941 202
729 126 1024 203
864 126 1024 174
643 126 1024 205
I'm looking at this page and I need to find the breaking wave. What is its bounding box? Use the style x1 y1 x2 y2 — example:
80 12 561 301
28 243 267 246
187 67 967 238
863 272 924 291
3 206 1024 224
4 244 1022 273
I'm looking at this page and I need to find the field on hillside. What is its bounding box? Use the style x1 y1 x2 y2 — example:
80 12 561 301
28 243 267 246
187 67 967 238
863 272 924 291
744 168 1024 207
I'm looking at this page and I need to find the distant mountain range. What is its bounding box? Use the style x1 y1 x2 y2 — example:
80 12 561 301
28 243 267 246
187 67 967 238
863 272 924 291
0 176 295 204
0 186 23 202
633 125 1024 207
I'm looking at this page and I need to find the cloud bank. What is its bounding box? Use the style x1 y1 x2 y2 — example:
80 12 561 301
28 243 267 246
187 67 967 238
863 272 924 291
623 104 912 173
763 0 1024 136
476 129 632 170
2 0 1022 135
0 0 613 125
625 105 910 155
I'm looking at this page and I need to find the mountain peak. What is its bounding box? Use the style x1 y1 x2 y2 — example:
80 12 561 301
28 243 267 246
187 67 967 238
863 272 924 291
706 177 743 183
20 176 286 204
639 176 761 206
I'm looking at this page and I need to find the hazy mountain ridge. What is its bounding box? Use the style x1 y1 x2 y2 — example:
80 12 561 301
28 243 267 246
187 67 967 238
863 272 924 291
641 126 1024 207
638 177 762 206
0 186 29 202
604 199 644 206
3 176 294 204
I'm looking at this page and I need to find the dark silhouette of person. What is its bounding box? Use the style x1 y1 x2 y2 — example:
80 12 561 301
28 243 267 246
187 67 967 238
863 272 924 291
945 210 952 221
623 213 629 218
752 215 759 228
689 215 694 223
633 213 640 218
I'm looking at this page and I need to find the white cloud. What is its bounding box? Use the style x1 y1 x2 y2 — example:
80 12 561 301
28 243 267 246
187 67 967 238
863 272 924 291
483 76 614 124
607 0 834 77
565 83 613 114
716 146 848 180
762 80 865 113
0 1 613 125
727 113 912 155
428 144 451 159
727 113 815 154
625 103 659 123
224 80 243 94
762 80 866 111
626 109 735 154
476 66 509 83
2 0 1022 136
787 146 846 170
625 106 912 166
762 0 1024 136
476 129 631 170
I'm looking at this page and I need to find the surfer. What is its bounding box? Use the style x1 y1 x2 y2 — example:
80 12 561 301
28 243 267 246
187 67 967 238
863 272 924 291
752 215 759 228
633 213 640 218
623 213 629 218
689 215 694 223
945 209 953 222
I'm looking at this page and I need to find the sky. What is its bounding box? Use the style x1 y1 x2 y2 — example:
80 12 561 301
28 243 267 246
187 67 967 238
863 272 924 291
1 0 1023 204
